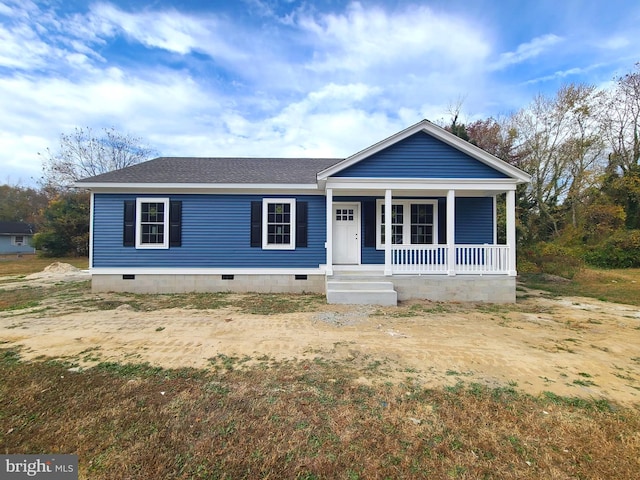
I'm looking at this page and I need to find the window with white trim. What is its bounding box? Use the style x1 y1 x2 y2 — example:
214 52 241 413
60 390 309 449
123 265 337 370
376 199 438 249
12 235 25 246
136 198 169 249
262 198 296 250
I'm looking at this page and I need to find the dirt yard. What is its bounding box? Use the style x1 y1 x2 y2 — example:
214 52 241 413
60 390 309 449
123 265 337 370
1 264 640 406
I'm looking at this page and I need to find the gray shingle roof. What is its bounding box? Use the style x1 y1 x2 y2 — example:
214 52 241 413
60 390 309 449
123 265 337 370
76 157 344 185
0 221 35 235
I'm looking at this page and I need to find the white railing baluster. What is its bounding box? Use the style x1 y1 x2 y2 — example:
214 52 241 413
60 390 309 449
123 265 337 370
390 244 510 275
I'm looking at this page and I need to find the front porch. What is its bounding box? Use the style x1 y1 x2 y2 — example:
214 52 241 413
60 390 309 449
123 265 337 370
325 185 518 271
323 182 519 305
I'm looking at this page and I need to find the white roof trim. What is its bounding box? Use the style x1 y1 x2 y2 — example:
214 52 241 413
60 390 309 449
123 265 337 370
317 119 531 184
326 177 518 192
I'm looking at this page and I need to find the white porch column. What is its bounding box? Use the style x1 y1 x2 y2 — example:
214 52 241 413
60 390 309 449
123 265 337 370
447 189 456 276
326 188 333 276
384 189 392 276
506 189 517 276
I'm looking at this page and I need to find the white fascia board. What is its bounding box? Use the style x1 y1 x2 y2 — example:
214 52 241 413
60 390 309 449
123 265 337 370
75 183 323 195
326 177 519 192
90 267 327 275
317 119 531 184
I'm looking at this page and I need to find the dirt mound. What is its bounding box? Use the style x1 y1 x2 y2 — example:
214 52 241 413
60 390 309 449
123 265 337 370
43 262 81 274
26 262 83 279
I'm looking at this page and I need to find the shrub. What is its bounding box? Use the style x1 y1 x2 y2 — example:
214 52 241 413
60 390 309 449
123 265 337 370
581 204 626 243
523 242 584 279
583 230 640 268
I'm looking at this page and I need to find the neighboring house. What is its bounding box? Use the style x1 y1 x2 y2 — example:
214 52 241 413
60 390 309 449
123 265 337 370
76 120 530 305
0 221 36 255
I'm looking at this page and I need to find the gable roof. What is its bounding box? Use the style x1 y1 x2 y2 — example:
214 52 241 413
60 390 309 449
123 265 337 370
76 157 343 186
76 120 530 189
0 221 34 235
317 119 530 183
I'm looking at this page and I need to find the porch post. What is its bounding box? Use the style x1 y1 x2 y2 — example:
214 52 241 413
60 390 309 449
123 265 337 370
384 189 392 276
447 189 456 276
506 189 517 276
326 188 333 276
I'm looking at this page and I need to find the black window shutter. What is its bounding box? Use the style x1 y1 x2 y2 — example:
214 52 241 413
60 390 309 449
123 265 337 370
123 200 136 247
363 200 376 247
296 201 308 248
250 201 262 247
169 201 182 247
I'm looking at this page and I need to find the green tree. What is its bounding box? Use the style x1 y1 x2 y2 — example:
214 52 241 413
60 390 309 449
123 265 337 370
0 184 48 223
601 165 640 229
32 191 90 257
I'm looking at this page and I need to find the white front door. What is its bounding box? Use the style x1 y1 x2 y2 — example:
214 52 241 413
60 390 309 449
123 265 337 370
332 203 360 264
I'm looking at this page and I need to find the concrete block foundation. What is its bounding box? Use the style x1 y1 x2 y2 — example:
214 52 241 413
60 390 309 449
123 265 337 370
91 273 325 295
91 273 516 304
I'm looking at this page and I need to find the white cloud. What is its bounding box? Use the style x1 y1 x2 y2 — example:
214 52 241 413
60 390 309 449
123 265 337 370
601 35 630 50
88 3 248 63
298 2 490 74
491 34 563 70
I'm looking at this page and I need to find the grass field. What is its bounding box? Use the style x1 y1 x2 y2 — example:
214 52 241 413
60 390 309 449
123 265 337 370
520 268 640 306
1 256 640 479
2 349 638 479
0 255 88 276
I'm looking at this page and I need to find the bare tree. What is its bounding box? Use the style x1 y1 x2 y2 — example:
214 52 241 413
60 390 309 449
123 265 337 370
512 84 605 239
40 127 157 189
600 63 640 175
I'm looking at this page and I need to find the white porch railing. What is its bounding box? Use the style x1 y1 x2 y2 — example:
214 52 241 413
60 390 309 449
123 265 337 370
391 245 449 274
391 244 510 275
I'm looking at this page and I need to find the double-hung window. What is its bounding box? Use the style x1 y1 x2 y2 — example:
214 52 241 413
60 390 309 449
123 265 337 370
262 199 296 250
136 198 169 249
376 199 437 249
12 235 25 246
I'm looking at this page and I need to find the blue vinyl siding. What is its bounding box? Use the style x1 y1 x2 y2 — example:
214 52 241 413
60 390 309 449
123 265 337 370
336 132 508 179
0 235 35 254
92 194 326 268
455 197 494 244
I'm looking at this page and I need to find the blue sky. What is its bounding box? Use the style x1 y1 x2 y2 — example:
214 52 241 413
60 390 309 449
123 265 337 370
1 0 639 186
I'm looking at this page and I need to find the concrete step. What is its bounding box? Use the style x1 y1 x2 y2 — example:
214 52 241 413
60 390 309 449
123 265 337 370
326 279 397 306
326 280 394 291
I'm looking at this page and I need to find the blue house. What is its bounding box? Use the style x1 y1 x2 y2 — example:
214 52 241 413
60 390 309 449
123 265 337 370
76 120 530 305
0 221 36 255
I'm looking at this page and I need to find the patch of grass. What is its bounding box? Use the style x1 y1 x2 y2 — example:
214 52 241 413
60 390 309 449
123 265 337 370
208 353 252 372
0 255 88 276
573 378 597 387
234 293 325 315
520 268 640 306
